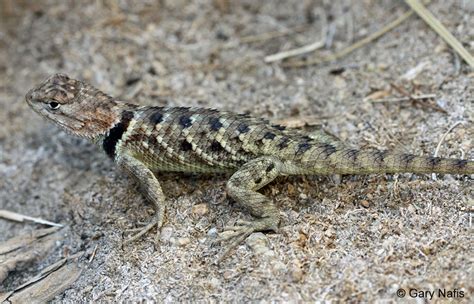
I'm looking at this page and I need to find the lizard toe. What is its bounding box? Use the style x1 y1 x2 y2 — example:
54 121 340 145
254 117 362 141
123 213 164 244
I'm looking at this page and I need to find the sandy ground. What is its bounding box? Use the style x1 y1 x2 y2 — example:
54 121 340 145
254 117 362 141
0 0 473 302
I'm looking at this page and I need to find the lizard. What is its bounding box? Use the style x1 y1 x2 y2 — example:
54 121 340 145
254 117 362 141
26 74 473 259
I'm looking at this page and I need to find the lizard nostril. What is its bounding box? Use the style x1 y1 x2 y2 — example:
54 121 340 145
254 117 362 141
25 91 32 102
26 89 36 102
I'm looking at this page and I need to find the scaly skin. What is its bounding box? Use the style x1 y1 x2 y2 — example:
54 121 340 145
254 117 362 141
26 74 473 260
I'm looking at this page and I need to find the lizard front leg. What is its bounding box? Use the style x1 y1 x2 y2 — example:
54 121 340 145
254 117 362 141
117 153 166 244
220 156 283 260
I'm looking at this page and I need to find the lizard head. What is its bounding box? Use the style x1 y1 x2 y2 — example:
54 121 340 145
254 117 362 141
26 73 121 140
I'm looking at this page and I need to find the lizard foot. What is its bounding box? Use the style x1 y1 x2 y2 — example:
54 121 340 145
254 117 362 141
123 210 165 244
216 218 278 263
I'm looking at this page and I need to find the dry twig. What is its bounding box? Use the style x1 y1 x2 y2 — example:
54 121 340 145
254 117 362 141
283 9 416 67
0 209 63 227
404 0 474 68
369 94 436 103
265 40 326 63
432 121 465 180
264 9 327 63
389 83 446 113
283 1 434 68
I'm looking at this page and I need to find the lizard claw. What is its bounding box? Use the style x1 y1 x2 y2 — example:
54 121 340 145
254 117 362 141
123 212 164 244
216 225 255 264
215 215 280 263
223 220 253 232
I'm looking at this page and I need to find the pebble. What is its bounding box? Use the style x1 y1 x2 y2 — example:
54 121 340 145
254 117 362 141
192 203 209 216
289 259 304 282
246 232 271 256
176 237 191 247
207 227 218 238
324 228 335 238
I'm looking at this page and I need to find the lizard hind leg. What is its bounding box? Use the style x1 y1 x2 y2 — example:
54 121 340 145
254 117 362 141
218 156 283 261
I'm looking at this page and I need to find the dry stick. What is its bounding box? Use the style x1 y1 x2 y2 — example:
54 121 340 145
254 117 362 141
282 1 435 68
431 121 465 180
369 94 436 103
283 9 415 68
390 83 447 113
265 9 328 63
89 244 99 263
404 0 474 68
0 209 63 227
265 40 325 63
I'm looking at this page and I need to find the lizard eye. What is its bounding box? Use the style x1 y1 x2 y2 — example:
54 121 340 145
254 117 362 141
48 102 61 110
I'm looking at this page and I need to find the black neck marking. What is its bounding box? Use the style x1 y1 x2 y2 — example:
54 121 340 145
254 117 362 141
103 111 134 159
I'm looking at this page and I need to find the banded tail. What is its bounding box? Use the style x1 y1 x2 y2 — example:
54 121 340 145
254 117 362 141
296 145 474 175
328 149 473 175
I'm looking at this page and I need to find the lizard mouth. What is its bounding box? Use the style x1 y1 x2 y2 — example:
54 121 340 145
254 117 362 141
50 116 92 139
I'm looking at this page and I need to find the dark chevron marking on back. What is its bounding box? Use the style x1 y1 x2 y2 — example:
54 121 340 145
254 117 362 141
149 107 164 124
179 115 193 128
372 150 388 164
209 116 223 131
319 143 337 158
453 159 468 169
400 153 416 166
427 156 442 167
264 132 276 140
296 141 312 155
272 124 286 131
237 123 250 134
277 137 290 149
266 163 275 172
344 149 360 162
